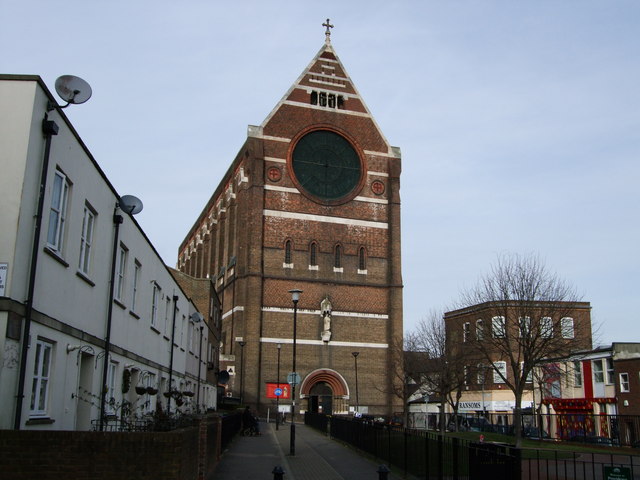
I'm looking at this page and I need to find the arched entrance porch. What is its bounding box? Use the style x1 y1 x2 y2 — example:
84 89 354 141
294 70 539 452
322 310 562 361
300 369 350 415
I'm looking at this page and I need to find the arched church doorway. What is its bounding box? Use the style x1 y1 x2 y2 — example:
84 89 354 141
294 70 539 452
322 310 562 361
309 382 333 414
300 368 349 415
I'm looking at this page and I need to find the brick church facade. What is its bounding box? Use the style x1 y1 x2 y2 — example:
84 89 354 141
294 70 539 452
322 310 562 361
177 27 403 418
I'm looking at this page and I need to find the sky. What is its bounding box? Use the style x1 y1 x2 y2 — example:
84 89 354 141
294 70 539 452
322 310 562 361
2 1 638 346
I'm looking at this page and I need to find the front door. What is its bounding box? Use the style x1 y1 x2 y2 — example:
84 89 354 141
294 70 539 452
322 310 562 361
309 382 333 414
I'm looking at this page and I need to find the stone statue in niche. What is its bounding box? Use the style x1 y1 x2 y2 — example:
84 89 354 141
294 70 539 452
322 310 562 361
320 296 332 342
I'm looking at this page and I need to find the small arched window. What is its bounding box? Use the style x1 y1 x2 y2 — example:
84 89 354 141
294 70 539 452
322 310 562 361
309 242 317 266
334 245 342 269
358 247 366 271
284 240 292 264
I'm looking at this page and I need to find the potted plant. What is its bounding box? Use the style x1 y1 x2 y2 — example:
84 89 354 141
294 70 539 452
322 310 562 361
146 386 158 395
135 385 147 395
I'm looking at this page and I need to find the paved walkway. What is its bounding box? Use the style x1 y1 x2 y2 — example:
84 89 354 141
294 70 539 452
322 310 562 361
210 421 405 480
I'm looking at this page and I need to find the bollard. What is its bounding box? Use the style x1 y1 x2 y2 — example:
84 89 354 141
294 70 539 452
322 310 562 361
377 464 390 480
272 465 285 479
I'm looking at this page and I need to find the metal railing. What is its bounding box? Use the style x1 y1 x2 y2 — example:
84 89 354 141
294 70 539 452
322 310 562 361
306 413 640 480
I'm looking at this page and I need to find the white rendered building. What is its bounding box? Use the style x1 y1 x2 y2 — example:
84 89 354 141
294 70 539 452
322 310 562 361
0 74 216 430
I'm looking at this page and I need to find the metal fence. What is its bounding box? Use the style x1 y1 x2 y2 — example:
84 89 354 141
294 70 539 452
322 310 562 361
435 411 640 447
307 413 640 480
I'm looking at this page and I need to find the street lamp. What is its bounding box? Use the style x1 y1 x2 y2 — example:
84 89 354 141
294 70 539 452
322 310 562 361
238 340 246 404
352 352 360 413
288 288 302 456
276 343 282 430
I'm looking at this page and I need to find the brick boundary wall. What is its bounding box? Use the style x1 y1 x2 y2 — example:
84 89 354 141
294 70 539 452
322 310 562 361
0 415 226 480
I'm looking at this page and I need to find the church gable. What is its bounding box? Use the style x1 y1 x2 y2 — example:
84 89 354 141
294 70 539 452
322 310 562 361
259 41 393 156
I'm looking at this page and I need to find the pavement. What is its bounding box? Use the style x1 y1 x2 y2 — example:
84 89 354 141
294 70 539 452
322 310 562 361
210 420 406 480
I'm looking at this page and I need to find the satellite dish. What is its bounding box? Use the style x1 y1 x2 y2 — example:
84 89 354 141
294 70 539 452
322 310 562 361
54 75 92 105
119 195 143 215
218 370 230 385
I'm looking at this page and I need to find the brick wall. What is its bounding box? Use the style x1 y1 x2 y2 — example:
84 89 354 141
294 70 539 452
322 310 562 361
0 415 224 480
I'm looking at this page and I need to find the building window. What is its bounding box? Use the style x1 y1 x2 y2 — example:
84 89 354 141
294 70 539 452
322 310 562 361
593 359 604 383
520 362 533 383
47 170 70 253
334 245 342 271
463 322 471 342
477 364 486 385
283 240 293 268
132 260 141 312
310 90 344 109
540 317 553 338
358 247 367 273
151 283 160 327
309 242 318 270
188 320 194 352
78 205 95 275
606 357 615 385
115 244 127 301
476 319 484 340
492 316 505 338
164 297 171 337
105 361 117 415
493 361 507 384
519 317 531 338
561 317 574 339
30 339 53 416
573 361 583 387
620 373 630 393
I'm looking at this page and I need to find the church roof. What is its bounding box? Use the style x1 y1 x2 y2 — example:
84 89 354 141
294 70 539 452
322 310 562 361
258 21 395 156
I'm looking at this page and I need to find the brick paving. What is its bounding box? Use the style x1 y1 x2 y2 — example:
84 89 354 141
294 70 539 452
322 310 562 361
210 421 405 480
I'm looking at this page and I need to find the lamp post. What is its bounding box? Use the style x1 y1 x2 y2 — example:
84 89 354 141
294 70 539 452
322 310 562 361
288 288 302 456
276 343 282 430
352 352 360 413
238 341 246 405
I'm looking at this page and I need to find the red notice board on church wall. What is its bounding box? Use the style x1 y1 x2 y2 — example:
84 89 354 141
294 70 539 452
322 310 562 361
266 383 290 399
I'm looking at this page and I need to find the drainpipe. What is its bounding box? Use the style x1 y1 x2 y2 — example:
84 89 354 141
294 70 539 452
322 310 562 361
14 115 59 430
99 206 123 431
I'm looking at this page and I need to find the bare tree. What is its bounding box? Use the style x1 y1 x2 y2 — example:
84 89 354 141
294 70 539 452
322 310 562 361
455 253 590 447
410 312 469 432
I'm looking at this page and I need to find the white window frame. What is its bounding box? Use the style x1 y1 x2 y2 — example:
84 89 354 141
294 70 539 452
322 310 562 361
493 361 507 384
463 322 471 343
540 317 553 338
573 361 583 387
519 317 531 338
520 362 533 383
47 170 70 253
164 297 171 336
132 260 141 312
492 316 506 338
476 319 484 341
620 373 630 393
115 244 127 301
30 339 53 416
477 364 486 385
561 317 575 339
78 205 95 275
593 359 605 383
605 357 615 385
151 283 160 327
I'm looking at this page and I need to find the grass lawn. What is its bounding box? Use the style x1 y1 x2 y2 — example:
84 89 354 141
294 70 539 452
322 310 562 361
446 430 640 458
